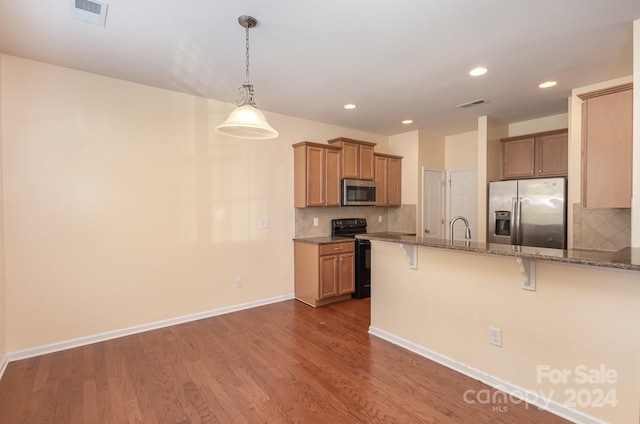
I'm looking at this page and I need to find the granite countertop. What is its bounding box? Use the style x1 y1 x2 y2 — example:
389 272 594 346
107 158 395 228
293 236 355 245
357 232 640 272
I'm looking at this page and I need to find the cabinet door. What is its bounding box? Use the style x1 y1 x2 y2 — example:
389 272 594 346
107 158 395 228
536 132 568 176
305 146 325 207
501 138 535 179
375 155 388 207
319 254 338 299
582 87 632 208
387 157 402 207
338 252 355 295
324 148 342 207
341 142 359 179
359 145 375 180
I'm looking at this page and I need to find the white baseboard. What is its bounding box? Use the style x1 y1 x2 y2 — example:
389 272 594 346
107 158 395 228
0 354 7 380
6 293 295 363
368 326 607 424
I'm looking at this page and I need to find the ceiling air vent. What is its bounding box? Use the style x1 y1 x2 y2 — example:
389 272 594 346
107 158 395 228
457 98 488 109
71 0 108 27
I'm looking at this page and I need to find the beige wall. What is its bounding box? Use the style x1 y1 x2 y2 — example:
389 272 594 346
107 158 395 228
508 113 568 137
415 131 445 234
0 54 6 361
387 131 420 234
419 130 445 170
445 130 477 170
0 55 386 352
477 116 508 243
371 241 640 424
633 19 640 247
387 130 445 234
389 131 419 205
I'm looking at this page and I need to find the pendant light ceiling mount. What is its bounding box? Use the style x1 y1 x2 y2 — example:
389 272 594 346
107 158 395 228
216 15 279 140
238 15 257 30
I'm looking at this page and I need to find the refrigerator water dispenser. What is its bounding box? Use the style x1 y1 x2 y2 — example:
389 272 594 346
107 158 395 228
494 211 511 236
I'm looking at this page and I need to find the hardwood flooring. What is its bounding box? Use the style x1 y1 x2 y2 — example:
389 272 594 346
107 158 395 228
0 298 569 423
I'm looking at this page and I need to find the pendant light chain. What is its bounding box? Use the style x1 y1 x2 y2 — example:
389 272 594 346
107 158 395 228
236 16 255 107
244 24 250 85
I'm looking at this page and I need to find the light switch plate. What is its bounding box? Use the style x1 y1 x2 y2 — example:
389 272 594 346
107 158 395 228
489 327 502 347
259 218 269 229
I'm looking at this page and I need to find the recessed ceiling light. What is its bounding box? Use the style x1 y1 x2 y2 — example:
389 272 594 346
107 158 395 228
469 67 488 77
402 120 413 125
344 104 357 110
539 81 558 88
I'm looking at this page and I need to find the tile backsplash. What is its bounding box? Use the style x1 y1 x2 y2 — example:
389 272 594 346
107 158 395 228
295 205 417 238
572 203 630 251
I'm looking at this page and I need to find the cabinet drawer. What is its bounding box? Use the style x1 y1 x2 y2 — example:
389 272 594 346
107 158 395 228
319 242 354 256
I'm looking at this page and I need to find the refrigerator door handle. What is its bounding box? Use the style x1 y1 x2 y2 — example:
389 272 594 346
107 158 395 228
511 197 520 245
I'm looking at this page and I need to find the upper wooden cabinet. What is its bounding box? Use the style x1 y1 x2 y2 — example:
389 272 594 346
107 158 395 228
500 129 568 180
293 142 342 208
579 84 633 208
374 153 402 207
327 137 376 180
536 131 569 177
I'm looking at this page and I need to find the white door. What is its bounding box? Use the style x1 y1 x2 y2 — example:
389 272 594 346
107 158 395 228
448 169 477 241
422 168 445 238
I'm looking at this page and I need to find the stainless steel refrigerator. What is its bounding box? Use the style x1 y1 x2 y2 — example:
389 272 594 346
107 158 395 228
487 177 567 249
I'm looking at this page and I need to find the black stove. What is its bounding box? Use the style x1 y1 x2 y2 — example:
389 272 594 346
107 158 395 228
331 218 367 237
331 218 371 299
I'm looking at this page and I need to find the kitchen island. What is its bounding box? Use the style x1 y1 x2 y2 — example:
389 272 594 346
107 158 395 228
357 233 640 424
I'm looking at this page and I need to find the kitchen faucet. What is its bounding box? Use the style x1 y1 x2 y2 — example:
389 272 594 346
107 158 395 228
450 216 472 243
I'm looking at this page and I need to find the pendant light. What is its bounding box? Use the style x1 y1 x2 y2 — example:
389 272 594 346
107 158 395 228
216 15 279 139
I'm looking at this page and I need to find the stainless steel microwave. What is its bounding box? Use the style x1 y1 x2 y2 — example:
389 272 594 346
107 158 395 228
342 179 377 206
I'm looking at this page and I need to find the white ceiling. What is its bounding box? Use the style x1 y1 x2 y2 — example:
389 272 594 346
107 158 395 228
1 1 639 136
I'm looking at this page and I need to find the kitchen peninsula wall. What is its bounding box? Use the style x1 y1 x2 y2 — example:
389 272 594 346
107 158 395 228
294 205 416 238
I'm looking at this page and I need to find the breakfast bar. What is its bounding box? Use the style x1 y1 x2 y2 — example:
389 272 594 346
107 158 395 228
357 233 640 424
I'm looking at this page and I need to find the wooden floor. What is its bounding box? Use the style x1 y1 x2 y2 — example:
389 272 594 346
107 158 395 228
0 298 569 423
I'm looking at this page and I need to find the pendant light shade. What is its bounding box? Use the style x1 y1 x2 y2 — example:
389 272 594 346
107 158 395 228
216 104 279 139
216 15 278 140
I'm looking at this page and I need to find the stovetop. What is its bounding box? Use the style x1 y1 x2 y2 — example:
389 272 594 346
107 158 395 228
331 218 367 237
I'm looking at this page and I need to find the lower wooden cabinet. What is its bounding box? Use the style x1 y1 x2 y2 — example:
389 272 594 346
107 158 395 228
294 240 355 307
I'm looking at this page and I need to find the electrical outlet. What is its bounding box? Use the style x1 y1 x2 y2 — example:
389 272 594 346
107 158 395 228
489 327 502 347
259 218 269 229
378 216 383 223
234 277 242 288
313 217 319 227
